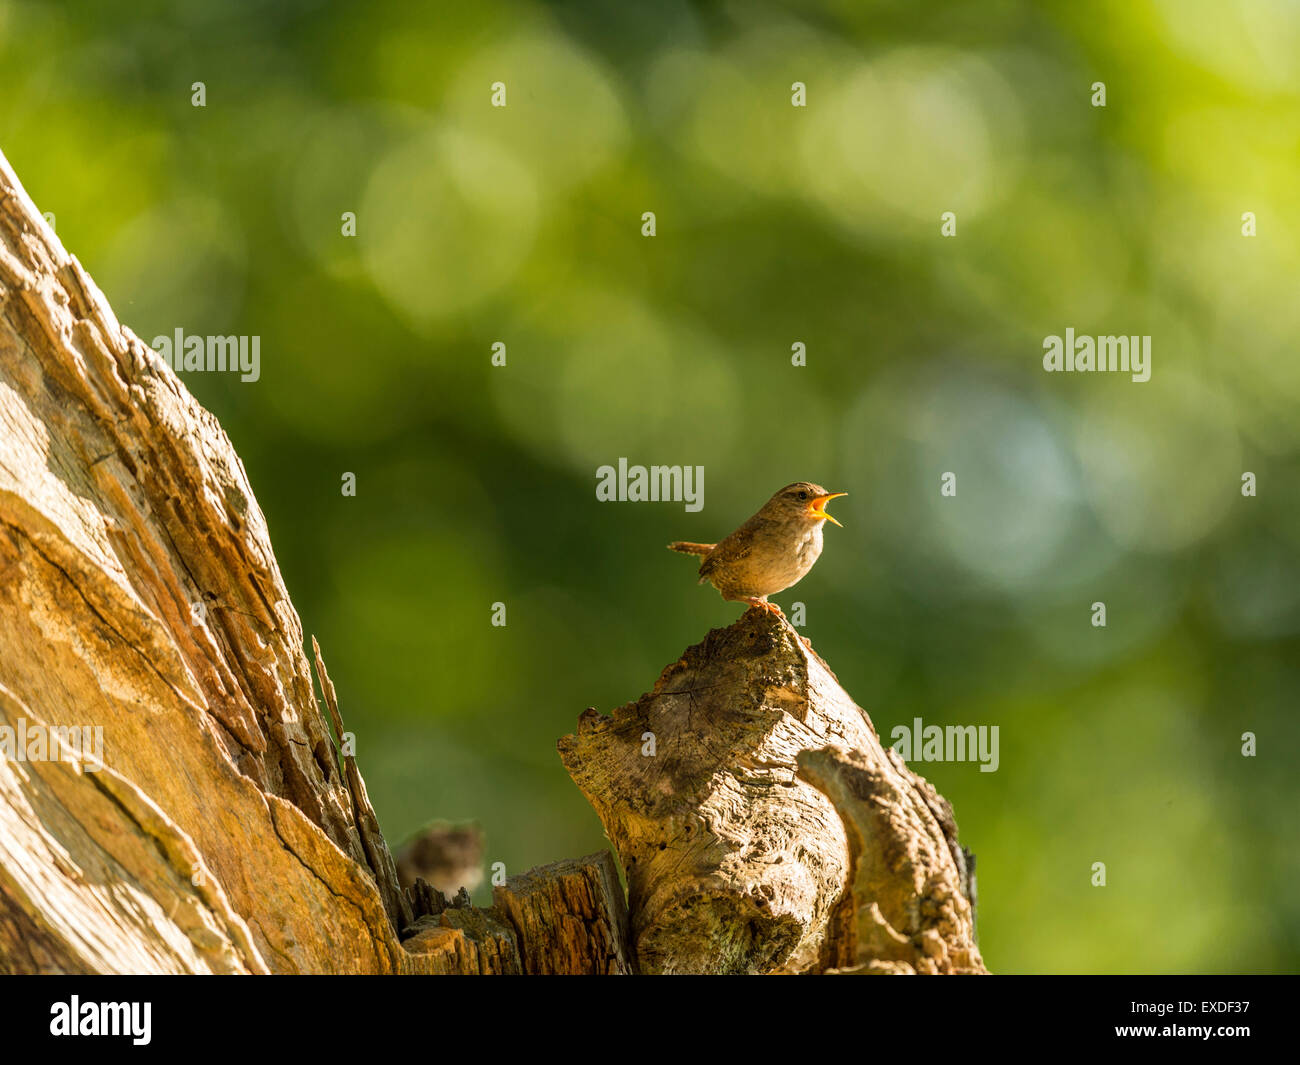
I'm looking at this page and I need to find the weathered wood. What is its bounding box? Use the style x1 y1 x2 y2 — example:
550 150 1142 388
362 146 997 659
312 636 412 931
402 893 523 975
492 852 634 974
0 148 404 973
559 609 987 974
798 746 984 974
0 683 268 975
402 853 633 975
0 149 629 976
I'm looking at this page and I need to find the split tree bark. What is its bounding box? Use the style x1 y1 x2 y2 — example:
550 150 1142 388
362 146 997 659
0 149 984 975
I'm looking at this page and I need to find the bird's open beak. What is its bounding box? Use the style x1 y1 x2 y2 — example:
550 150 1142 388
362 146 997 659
808 492 847 527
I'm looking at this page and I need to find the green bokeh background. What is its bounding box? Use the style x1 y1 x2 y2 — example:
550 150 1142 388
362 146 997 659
4 0 1298 973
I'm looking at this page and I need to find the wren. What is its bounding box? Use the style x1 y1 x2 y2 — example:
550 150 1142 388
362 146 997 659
668 481 846 617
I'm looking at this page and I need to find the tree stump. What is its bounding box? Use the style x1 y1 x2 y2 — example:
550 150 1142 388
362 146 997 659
559 610 986 974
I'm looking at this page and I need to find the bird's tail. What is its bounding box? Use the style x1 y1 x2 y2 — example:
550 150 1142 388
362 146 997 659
667 541 714 557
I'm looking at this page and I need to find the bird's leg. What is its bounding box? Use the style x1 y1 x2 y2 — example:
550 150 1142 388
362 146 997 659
741 596 784 617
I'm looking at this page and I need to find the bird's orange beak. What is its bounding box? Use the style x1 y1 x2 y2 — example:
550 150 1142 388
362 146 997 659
808 492 847 527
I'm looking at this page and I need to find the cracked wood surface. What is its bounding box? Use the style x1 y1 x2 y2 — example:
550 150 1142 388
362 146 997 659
559 609 987 975
403 852 634 974
0 148 639 976
0 149 408 972
799 746 984 974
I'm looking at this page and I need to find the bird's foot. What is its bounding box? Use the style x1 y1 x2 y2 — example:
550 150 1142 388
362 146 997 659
743 597 784 618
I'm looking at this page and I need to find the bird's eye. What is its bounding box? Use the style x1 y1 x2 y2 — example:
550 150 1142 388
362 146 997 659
796 491 808 501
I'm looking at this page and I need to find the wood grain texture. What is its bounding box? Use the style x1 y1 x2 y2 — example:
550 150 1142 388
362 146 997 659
403 853 633 974
0 148 411 972
492 852 634 974
559 608 986 975
0 149 640 977
798 746 985 974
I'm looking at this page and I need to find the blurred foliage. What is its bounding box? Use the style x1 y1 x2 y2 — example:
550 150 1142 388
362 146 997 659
3 0 1298 973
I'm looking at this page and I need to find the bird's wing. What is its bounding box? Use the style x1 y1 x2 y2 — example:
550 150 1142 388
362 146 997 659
698 526 753 579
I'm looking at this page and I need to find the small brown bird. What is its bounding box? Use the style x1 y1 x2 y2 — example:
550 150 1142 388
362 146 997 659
669 482 847 617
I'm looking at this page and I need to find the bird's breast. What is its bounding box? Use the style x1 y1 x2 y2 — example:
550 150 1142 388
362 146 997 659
748 523 823 596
